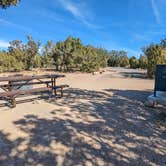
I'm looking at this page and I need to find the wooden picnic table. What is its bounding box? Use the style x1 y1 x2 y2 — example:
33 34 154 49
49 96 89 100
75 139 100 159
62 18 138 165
0 74 64 90
0 74 69 107
0 74 64 82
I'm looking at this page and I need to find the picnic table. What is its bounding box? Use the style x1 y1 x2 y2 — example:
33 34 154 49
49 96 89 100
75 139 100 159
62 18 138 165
0 74 69 107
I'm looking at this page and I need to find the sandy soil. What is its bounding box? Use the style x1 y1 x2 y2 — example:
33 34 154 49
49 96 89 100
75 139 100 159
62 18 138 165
0 68 165 166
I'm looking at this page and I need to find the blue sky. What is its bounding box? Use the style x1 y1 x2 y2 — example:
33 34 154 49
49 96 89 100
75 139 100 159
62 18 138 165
0 0 166 57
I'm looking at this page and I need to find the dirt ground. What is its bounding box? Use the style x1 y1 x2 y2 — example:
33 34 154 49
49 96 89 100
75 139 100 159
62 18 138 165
0 67 165 166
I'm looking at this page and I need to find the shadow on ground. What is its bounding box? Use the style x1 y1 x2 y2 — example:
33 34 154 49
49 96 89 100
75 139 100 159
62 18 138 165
119 72 147 79
0 88 165 165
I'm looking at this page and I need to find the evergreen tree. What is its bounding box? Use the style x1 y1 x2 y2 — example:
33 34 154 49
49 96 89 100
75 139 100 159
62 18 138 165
0 0 20 9
129 56 139 69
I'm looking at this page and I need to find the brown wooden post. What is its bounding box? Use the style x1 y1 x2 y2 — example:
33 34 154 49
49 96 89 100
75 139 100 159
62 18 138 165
61 87 63 97
8 81 13 91
8 81 14 107
11 97 16 108
54 78 57 96
51 78 53 88
51 78 54 95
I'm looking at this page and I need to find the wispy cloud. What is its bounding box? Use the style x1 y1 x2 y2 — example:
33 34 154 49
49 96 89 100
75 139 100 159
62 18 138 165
58 0 100 29
0 18 31 31
0 39 9 48
134 34 150 41
35 9 65 23
150 0 160 23
58 0 83 18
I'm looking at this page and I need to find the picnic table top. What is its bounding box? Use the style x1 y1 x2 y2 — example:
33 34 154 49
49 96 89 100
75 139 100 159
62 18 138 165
0 74 65 82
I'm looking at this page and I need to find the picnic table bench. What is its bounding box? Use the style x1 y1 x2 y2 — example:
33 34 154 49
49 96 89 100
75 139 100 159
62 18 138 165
0 74 69 108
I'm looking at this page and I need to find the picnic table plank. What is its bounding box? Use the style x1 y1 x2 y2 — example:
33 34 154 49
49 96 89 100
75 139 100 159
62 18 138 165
0 87 51 98
0 81 52 88
0 74 65 82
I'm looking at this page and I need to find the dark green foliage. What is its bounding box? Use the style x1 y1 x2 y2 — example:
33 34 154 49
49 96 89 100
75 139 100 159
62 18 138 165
0 35 148 73
0 36 108 73
25 35 41 70
0 36 41 72
41 41 54 68
79 46 100 72
3 35 165 75
51 37 108 72
143 44 166 78
107 50 148 69
0 51 22 72
120 55 129 67
107 50 121 67
129 56 139 69
0 0 20 9
8 40 25 70
139 55 147 69
107 50 130 68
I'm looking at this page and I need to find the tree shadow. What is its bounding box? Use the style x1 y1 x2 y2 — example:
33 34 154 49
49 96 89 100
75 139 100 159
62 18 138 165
0 130 58 166
0 88 165 165
119 72 148 79
104 88 151 102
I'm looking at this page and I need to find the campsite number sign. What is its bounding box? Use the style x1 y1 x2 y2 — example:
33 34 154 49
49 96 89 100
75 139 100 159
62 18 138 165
154 65 166 96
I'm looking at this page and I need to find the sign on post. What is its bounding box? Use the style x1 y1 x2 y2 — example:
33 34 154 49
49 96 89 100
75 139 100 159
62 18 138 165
154 65 166 96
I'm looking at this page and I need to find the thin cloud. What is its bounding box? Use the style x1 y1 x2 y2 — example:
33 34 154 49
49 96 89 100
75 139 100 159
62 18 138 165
35 10 65 23
0 39 9 48
134 34 150 41
0 18 31 31
150 0 160 23
81 19 102 29
58 0 83 18
58 0 100 29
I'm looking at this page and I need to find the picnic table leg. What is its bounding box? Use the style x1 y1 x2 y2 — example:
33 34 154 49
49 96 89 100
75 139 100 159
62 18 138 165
61 87 63 97
8 81 16 107
10 97 16 108
53 78 57 96
8 81 13 92
51 78 54 95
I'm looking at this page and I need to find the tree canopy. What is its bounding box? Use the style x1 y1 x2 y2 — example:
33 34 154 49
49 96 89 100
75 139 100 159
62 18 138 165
0 0 20 9
1 35 165 77
143 40 166 78
0 36 108 72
